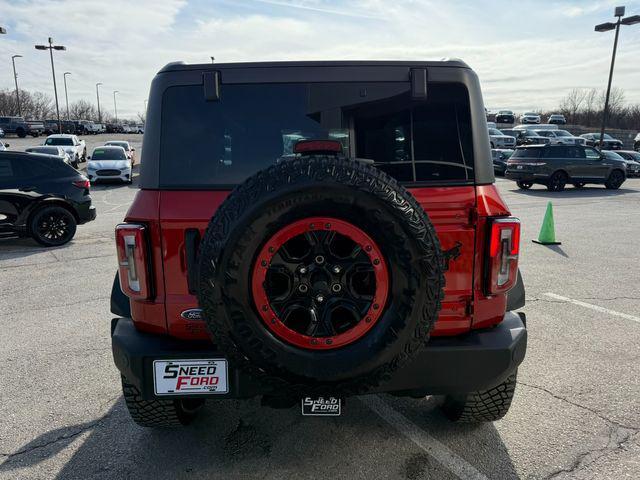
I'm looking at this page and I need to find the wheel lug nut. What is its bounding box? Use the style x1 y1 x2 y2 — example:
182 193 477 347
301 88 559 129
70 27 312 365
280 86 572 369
316 294 324 303
332 265 341 274
331 284 342 293
299 266 307 274
315 255 325 265
299 284 308 293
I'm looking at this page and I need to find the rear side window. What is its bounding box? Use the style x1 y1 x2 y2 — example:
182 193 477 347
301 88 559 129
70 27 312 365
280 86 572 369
159 82 474 187
512 148 542 159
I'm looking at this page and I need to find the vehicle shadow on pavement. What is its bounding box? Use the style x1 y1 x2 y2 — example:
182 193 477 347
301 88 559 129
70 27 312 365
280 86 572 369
0 395 520 479
509 186 637 198
0 237 75 259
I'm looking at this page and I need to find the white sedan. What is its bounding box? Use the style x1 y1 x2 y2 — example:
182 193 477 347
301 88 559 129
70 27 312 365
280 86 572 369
86 146 133 183
104 140 136 165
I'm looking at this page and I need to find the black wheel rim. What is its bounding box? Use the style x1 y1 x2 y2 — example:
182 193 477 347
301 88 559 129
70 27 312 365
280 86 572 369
37 212 71 242
610 172 623 187
550 174 564 190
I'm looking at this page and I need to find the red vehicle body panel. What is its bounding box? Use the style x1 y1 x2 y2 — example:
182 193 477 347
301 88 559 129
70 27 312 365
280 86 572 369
124 185 511 340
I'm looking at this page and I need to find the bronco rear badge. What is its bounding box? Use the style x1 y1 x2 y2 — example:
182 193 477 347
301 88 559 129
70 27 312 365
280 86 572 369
181 308 204 320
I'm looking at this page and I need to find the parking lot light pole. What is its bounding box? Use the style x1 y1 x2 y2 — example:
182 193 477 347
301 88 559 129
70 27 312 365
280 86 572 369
63 72 71 120
96 83 103 124
595 6 640 151
113 90 119 123
35 37 66 133
11 55 22 117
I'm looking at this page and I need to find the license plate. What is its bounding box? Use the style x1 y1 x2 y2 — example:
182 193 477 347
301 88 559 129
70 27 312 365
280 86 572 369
153 359 228 395
301 396 342 416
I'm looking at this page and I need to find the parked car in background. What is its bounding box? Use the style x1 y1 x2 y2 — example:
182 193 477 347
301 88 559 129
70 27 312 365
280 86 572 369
609 150 640 177
580 133 623 150
534 129 586 146
44 134 87 166
634 133 639 151
72 120 93 135
486 121 497 129
0 116 43 138
495 110 515 124
488 128 516 149
547 114 566 125
25 146 73 167
492 148 514 175
506 144 627 191
105 123 123 134
86 146 132 184
104 140 135 165
0 127 4 138
135 124 144 134
44 120 76 134
502 129 551 146
520 112 541 124
0 151 96 246
0 141 8 151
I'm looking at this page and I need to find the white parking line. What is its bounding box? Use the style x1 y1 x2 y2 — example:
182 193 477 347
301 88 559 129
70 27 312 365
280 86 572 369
361 395 488 480
544 293 640 324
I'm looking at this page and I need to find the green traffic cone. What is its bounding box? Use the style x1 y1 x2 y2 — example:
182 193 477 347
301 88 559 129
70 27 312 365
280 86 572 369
533 201 561 245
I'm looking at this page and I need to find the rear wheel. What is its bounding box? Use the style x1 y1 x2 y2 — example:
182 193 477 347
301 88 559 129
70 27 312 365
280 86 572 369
516 181 532 190
16 128 26 138
441 372 517 423
547 171 567 191
30 205 77 247
121 376 204 427
605 170 625 190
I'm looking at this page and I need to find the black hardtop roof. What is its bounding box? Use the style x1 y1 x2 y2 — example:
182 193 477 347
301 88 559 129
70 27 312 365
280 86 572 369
159 59 470 74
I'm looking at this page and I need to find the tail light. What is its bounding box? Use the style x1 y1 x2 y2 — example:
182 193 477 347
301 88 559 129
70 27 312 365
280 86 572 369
485 217 520 295
72 178 90 190
115 224 150 299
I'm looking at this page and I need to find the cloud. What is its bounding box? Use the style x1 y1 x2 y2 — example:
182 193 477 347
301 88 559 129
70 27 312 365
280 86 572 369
0 0 639 118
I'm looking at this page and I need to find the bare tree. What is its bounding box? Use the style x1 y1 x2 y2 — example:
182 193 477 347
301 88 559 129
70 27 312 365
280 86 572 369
558 88 587 124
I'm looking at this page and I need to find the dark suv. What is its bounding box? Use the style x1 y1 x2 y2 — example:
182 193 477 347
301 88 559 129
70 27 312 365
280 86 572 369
110 60 527 427
0 151 96 246
0 116 42 138
505 144 627 191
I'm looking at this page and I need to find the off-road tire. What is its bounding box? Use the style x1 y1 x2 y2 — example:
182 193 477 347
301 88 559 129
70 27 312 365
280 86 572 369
547 171 567 191
441 372 517 423
198 155 445 396
605 170 625 190
121 376 204 427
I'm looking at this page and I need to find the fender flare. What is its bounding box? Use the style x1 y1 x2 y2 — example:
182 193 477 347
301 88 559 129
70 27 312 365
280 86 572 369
111 272 131 318
506 269 525 311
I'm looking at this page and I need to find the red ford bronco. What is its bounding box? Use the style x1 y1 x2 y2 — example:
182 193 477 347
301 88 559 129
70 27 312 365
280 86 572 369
111 60 526 427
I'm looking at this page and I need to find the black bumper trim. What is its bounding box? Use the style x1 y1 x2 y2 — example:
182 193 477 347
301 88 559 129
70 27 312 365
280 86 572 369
111 312 527 400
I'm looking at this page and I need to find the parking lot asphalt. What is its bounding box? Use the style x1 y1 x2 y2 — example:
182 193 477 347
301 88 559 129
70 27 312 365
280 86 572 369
1 137 639 479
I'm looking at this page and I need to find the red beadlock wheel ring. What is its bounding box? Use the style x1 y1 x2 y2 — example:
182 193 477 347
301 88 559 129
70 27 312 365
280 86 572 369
251 217 389 350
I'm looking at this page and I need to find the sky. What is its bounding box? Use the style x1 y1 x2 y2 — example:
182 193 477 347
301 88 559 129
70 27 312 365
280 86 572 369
1 0 639 119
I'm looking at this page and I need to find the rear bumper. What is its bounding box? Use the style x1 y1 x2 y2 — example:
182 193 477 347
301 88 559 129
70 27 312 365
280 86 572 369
112 312 527 400
505 171 547 182
76 200 96 224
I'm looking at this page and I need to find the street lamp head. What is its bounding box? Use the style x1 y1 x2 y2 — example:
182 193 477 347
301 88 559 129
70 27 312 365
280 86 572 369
64 71 71 76
96 82 103 87
35 45 47 50
614 6 626 17
12 54 22 59
621 14 640 25
53 45 66 51
595 22 617 32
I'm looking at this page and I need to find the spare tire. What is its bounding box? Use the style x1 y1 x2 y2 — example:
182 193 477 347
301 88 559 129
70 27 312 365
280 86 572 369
197 155 445 395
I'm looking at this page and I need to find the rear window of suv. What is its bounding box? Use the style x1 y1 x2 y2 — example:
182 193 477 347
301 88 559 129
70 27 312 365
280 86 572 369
159 82 474 188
